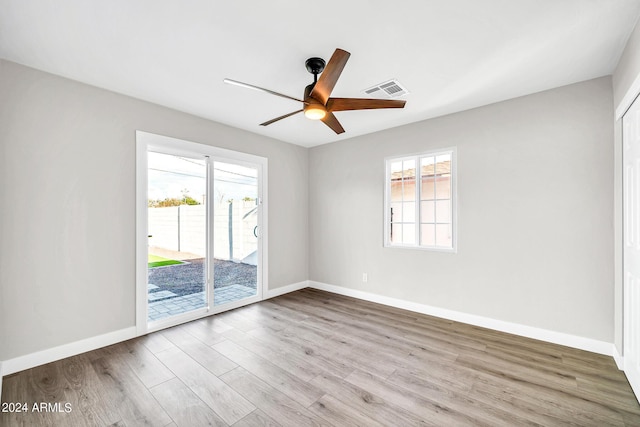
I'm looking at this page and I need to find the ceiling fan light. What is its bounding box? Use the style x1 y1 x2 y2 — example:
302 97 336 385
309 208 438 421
304 106 326 120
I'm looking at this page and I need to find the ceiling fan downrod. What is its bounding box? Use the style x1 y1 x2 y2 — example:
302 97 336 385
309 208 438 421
305 57 326 83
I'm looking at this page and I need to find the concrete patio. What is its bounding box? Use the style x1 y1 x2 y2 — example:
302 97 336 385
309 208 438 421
147 284 257 322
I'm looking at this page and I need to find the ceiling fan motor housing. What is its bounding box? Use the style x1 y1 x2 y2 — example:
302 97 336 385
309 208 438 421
303 83 326 119
305 57 326 76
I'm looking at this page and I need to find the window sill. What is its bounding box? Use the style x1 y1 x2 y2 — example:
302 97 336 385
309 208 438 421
384 243 457 254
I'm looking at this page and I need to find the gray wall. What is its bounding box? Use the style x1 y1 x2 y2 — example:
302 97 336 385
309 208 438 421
309 77 614 342
0 60 309 361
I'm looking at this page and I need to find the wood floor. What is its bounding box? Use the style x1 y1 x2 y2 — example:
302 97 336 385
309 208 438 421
2 288 639 426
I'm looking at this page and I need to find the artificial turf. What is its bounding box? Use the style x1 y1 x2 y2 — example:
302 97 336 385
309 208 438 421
148 254 183 268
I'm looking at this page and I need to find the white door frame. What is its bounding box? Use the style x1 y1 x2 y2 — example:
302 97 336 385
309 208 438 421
135 131 268 335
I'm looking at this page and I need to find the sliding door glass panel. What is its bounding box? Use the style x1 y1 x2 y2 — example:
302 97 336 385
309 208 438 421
213 161 258 306
147 152 207 322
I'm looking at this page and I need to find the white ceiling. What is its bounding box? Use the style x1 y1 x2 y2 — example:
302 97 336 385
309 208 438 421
1 1 639 147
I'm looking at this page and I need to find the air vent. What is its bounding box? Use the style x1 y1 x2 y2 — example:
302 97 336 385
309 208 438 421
363 79 409 98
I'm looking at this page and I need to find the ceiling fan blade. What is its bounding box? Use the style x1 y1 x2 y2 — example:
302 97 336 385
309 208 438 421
260 109 303 126
327 98 406 112
310 49 350 105
321 112 345 134
224 79 306 103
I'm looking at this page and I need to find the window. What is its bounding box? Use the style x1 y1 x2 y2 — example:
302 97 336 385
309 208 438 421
384 149 456 251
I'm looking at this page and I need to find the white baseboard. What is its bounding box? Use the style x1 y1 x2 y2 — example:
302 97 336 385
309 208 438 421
613 346 624 370
265 280 309 299
1 327 137 377
309 281 616 357
0 281 309 380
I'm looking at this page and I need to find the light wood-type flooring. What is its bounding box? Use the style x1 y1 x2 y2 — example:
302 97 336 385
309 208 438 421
2 288 640 426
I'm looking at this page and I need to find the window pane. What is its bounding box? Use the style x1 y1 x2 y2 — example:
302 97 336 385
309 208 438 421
403 159 416 173
435 200 450 223
391 223 402 244
420 156 435 200
403 176 416 201
421 200 435 223
403 224 415 244
436 224 452 247
435 154 451 174
390 202 402 224
421 176 435 200
390 160 403 174
402 202 415 222
421 156 435 176
436 174 451 199
147 152 207 322
390 180 403 202
390 160 403 202
421 224 435 246
402 159 416 202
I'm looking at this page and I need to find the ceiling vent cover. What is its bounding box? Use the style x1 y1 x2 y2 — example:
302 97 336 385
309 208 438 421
363 79 409 98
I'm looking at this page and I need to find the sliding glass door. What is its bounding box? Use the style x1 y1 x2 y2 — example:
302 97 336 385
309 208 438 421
212 161 259 306
146 151 208 322
136 132 266 331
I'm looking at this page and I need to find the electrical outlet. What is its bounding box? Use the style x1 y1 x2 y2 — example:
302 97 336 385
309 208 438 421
362 273 368 283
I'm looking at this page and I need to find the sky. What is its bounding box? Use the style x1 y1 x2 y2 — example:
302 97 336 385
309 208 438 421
148 151 257 203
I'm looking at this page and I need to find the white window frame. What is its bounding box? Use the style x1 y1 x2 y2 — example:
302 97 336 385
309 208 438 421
384 147 457 252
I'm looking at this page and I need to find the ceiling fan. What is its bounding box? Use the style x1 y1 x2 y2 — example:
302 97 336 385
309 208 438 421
223 48 406 134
